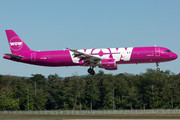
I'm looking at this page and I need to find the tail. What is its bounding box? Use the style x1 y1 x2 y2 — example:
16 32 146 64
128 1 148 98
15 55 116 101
5 30 32 54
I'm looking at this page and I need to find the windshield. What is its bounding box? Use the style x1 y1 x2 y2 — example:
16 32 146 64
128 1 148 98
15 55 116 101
165 50 172 52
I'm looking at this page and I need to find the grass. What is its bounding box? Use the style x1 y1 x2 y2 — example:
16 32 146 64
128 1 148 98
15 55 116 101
0 114 180 119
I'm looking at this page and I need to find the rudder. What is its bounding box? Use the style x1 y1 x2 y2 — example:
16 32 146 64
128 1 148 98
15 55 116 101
5 30 32 54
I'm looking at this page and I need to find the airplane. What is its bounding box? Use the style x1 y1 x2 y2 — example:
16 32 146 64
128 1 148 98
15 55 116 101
3 30 178 75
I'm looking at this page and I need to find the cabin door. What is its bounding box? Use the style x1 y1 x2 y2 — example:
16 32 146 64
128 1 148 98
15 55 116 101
155 48 160 56
31 53 36 61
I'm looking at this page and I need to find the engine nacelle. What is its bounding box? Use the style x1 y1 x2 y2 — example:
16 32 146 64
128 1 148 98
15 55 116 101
97 59 118 70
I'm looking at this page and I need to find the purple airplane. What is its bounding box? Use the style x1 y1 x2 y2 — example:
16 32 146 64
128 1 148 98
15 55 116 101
3 30 178 75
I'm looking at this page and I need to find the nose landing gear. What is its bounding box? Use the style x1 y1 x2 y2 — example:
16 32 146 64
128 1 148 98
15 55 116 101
88 67 95 75
156 62 160 71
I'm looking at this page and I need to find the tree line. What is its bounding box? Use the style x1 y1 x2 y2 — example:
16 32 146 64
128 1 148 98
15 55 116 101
0 69 180 110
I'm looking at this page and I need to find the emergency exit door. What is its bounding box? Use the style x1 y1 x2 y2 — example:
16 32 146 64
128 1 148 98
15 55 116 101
31 53 36 61
155 48 160 56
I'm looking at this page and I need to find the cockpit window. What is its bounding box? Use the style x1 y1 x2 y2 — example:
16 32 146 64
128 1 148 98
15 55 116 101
165 50 172 52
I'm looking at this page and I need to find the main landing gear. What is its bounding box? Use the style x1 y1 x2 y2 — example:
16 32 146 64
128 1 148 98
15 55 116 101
156 62 160 71
88 67 95 75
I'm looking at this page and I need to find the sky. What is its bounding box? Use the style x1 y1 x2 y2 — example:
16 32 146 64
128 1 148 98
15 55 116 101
0 0 179 78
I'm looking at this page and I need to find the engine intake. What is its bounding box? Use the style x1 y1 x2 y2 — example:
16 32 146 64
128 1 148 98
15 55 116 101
97 59 117 70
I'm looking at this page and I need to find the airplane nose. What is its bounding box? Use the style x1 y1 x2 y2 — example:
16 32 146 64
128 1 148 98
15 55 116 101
170 53 178 60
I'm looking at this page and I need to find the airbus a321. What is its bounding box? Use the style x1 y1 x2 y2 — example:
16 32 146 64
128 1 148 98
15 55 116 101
3 30 178 75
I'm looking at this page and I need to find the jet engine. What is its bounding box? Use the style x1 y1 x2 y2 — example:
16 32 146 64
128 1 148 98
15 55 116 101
97 59 117 70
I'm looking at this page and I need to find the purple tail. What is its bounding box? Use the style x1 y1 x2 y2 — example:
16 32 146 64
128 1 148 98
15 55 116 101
5 30 32 54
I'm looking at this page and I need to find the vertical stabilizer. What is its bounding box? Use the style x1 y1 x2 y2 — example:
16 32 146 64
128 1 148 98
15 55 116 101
5 30 32 54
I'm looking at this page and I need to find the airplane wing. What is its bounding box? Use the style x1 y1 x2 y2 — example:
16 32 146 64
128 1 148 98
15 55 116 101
4 53 23 59
66 48 101 66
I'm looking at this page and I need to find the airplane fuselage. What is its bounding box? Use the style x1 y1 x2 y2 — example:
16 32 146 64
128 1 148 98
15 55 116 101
3 30 178 75
4 47 177 67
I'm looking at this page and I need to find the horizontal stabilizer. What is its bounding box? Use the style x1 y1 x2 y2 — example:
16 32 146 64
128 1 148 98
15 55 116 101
4 53 23 59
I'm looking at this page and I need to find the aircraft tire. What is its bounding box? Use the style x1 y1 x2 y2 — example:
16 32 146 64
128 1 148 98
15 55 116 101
91 70 95 75
157 68 160 71
88 68 95 75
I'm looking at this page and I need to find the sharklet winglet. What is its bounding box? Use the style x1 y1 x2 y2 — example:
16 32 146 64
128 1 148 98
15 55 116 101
66 47 70 50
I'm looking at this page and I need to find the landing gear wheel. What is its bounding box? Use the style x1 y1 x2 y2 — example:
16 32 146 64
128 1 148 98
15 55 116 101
88 68 95 75
88 68 92 73
91 70 95 75
156 62 160 71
